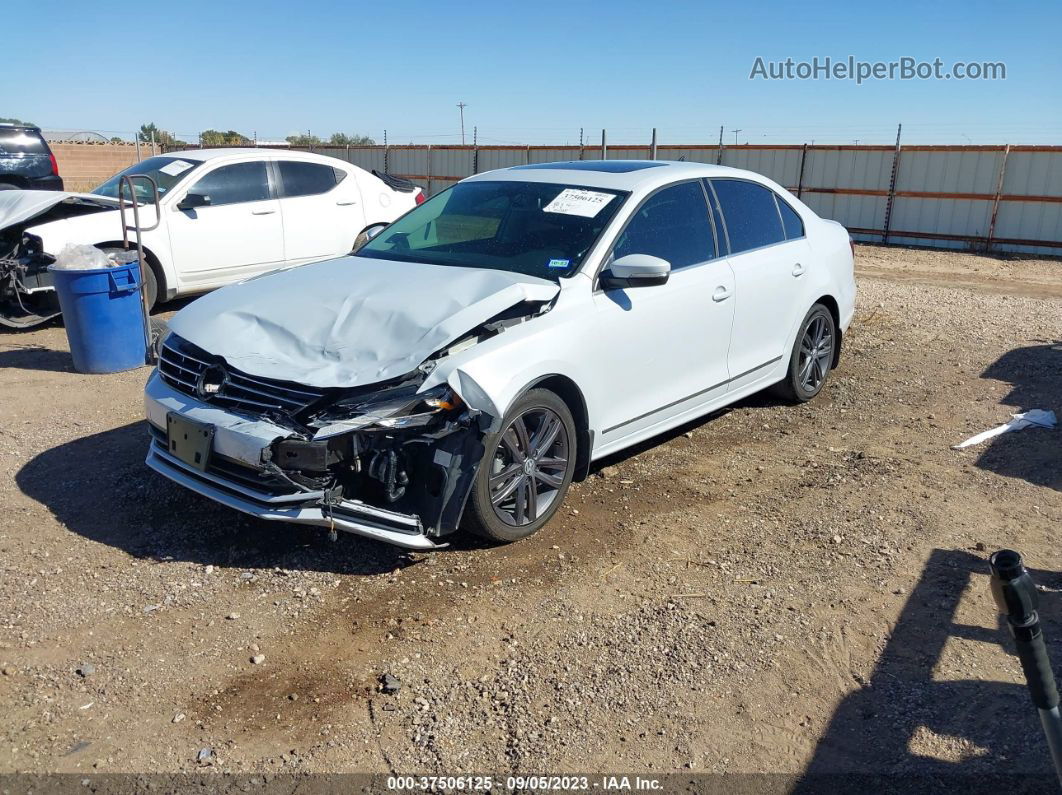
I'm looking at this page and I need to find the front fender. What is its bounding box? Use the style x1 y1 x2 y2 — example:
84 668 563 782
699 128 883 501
426 317 594 434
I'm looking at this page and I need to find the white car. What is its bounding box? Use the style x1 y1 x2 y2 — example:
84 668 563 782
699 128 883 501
144 160 855 549
0 148 422 327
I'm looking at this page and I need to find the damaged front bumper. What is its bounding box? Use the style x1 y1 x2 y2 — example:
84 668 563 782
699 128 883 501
144 366 484 550
0 233 59 329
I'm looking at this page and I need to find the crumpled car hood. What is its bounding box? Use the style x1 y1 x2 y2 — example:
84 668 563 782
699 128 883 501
0 190 117 230
168 255 560 389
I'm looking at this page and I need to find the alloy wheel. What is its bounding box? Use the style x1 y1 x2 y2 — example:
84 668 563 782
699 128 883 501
798 314 834 393
489 407 570 527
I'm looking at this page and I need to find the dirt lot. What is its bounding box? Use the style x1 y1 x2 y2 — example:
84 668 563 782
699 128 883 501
0 244 1060 785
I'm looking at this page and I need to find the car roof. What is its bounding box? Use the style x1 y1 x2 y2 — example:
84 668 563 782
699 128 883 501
162 148 352 167
463 160 762 192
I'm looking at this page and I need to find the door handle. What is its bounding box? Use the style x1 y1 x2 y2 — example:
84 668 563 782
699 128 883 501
336 200 357 206
792 262 806 277
251 208 276 215
712 285 732 302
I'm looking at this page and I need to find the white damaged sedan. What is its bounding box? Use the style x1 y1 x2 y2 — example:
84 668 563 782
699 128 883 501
144 160 855 548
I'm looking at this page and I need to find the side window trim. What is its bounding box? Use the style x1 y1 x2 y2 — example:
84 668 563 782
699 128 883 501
696 179 721 260
267 159 281 201
703 179 731 257
774 193 806 241
595 178 721 289
772 194 788 239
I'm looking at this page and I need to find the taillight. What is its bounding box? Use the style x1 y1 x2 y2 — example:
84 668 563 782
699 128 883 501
415 189 426 205
49 153 59 176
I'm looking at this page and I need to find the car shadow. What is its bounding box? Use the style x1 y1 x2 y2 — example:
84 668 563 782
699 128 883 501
794 548 1062 792
972 341 1061 491
0 344 75 373
15 421 415 575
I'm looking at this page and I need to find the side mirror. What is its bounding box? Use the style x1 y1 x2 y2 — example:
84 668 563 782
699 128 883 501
365 223 387 240
177 193 211 211
599 254 671 290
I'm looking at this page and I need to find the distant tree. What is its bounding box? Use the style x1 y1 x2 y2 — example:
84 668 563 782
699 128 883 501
0 116 35 126
200 129 251 146
286 133 323 147
109 136 124 144
328 132 376 146
138 122 175 146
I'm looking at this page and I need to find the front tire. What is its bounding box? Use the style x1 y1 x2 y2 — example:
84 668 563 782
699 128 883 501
464 389 577 543
771 303 837 403
98 247 158 311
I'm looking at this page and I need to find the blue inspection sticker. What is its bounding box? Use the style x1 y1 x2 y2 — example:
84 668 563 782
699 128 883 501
548 258 570 269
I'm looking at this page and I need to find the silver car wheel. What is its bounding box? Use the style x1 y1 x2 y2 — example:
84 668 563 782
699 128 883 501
798 314 834 393
488 407 570 527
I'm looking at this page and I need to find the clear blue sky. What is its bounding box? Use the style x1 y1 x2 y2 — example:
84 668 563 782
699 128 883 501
6 0 1061 145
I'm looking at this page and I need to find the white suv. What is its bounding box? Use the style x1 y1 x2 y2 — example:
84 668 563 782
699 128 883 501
0 148 422 327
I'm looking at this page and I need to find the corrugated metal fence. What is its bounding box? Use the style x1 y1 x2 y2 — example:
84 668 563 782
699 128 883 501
171 142 1062 256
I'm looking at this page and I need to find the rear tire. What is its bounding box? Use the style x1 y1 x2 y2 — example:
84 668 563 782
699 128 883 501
464 389 577 543
140 263 159 311
770 303 837 403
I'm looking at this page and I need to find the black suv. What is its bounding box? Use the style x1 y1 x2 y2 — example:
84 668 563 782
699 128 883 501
0 125 63 190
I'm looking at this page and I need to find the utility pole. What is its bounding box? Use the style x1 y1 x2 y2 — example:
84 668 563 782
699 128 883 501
457 102 468 145
732 128 743 145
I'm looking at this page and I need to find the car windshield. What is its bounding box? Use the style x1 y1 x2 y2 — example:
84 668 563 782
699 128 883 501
92 156 203 202
356 180 628 280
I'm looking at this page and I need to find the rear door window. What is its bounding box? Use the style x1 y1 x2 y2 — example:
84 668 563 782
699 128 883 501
612 181 716 268
709 179 786 254
278 161 338 198
776 196 805 239
187 161 270 206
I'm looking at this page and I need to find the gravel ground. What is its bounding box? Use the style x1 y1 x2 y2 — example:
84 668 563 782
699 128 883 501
0 244 1060 783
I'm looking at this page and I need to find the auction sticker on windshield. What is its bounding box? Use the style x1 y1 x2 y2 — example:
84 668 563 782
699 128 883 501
543 188 615 217
159 160 194 177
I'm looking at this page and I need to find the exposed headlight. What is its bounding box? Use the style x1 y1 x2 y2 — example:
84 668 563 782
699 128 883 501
312 384 462 438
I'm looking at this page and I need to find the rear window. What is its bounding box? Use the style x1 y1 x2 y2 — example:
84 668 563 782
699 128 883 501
278 161 339 198
0 128 48 154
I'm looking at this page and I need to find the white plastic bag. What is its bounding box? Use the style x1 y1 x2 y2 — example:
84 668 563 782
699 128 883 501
52 243 112 271
953 409 1057 449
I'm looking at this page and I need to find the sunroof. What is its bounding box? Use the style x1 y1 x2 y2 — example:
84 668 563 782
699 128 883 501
510 161 668 173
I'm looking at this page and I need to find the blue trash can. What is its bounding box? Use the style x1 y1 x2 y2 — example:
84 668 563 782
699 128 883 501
49 262 148 373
